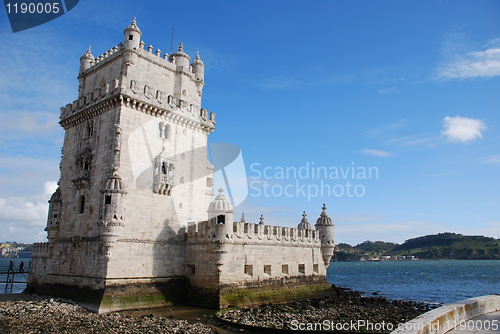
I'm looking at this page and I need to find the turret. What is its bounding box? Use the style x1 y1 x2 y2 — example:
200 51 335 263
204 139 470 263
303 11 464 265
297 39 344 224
315 204 335 267
99 166 127 251
297 211 312 230
79 47 94 73
45 187 62 242
191 51 205 81
171 43 191 68
191 52 205 96
208 187 234 240
124 17 142 50
100 167 126 223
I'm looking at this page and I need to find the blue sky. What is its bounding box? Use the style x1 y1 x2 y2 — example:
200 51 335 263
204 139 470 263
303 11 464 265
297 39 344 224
0 0 499 244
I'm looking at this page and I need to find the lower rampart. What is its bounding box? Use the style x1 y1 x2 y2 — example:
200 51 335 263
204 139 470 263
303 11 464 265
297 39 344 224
219 275 333 308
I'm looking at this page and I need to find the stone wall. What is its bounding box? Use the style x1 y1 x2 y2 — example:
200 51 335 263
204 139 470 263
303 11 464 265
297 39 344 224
392 294 500 334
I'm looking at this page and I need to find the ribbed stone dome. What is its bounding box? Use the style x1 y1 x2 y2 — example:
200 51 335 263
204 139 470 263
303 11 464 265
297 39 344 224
315 204 333 226
192 52 204 66
297 211 312 230
124 17 142 35
208 187 233 212
80 47 94 61
49 187 61 202
172 43 191 61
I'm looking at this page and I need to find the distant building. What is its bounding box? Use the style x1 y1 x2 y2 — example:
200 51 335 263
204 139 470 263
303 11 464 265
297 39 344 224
28 19 335 313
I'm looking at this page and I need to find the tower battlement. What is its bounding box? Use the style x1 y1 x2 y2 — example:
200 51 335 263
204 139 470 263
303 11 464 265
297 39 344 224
187 220 321 246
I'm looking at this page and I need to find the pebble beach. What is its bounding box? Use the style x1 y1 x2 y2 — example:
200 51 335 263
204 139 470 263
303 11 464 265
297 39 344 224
0 286 435 333
0 295 216 334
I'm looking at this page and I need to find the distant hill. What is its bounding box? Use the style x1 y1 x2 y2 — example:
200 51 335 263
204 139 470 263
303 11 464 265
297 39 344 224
385 232 500 260
334 233 500 261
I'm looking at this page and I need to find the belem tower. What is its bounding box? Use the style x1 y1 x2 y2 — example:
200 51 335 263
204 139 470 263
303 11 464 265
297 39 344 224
27 19 335 313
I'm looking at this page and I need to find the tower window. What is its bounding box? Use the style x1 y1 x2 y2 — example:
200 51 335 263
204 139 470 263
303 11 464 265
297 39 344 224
217 214 225 224
78 195 85 214
158 122 164 137
298 264 305 274
104 195 112 205
313 264 319 273
129 35 133 40
244 265 253 277
187 264 195 276
264 265 271 276
85 121 94 138
282 264 289 275
164 124 170 139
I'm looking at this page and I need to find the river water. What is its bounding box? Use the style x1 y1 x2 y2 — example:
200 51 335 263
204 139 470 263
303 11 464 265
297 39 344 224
328 260 500 304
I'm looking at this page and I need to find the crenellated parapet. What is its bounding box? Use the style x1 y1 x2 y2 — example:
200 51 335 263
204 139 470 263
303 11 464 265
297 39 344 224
79 44 124 75
186 220 321 247
32 242 50 258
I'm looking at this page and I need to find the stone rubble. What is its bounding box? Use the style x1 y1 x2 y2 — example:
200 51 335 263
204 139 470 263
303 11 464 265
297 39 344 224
217 287 436 331
0 296 216 334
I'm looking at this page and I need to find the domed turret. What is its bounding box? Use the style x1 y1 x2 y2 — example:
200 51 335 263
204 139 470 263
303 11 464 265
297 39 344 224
315 204 335 267
100 166 127 224
172 43 191 68
45 187 62 241
315 204 333 226
192 51 205 81
297 211 312 230
208 187 234 224
79 46 94 73
124 17 142 50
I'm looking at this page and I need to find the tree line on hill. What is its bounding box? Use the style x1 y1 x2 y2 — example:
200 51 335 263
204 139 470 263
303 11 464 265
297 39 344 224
334 232 500 261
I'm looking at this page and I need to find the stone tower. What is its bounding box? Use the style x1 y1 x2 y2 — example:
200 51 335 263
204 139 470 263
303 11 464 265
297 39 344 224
29 18 336 312
28 18 216 312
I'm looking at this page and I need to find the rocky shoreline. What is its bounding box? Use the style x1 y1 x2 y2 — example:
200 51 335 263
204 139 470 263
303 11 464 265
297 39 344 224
0 286 437 333
0 296 216 334
217 285 437 332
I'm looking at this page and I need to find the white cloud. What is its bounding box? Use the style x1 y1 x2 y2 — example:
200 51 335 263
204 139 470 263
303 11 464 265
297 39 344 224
441 116 487 143
0 181 56 242
359 149 394 157
0 110 60 136
386 133 439 147
477 155 500 165
44 181 59 196
435 38 500 79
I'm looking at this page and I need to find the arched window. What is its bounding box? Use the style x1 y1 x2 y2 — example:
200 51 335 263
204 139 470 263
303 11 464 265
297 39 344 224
85 120 94 138
164 124 170 139
78 195 85 214
158 122 164 137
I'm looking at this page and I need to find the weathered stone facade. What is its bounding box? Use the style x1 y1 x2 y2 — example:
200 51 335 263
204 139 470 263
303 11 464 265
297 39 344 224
28 19 335 313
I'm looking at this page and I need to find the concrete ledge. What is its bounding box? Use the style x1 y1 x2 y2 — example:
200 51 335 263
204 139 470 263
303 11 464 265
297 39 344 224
391 294 500 334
